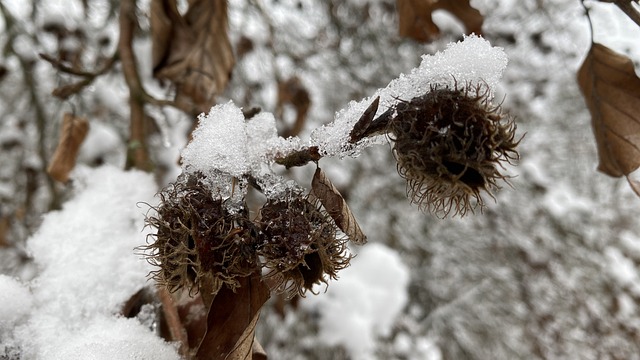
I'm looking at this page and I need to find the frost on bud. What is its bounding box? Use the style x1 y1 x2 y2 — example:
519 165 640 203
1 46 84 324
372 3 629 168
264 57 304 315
143 172 259 296
257 193 351 298
389 82 519 217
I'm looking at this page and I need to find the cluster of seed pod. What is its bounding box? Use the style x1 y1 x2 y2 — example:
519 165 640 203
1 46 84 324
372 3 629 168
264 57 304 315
144 172 351 299
145 80 520 298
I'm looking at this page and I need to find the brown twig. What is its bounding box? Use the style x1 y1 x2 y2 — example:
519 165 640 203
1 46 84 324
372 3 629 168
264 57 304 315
119 0 152 171
39 52 117 78
158 287 190 358
274 146 322 168
40 52 119 99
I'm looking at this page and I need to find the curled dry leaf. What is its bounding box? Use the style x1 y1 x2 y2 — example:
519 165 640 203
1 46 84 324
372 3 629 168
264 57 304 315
151 0 234 113
195 274 270 360
397 0 483 42
311 168 367 245
349 96 380 143
47 113 89 183
577 43 640 196
349 96 395 144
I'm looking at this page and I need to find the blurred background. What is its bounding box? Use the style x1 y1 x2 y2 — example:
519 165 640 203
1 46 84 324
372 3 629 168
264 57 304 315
1 0 640 359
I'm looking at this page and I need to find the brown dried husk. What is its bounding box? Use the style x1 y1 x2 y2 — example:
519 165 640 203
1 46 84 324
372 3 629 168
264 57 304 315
257 194 351 298
143 173 259 296
389 83 519 217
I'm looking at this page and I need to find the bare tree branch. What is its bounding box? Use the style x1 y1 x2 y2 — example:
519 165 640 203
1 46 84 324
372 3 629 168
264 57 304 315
119 0 152 171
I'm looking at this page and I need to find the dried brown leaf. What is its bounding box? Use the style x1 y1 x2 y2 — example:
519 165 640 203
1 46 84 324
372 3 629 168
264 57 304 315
195 274 270 360
311 168 367 245
577 43 640 194
47 113 89 183
151 0 234 113
0 215 9 248
349 96 380 143
397 0 483 43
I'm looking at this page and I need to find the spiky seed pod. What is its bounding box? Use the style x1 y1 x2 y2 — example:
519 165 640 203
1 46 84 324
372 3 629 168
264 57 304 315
257 194 351 298
389 83 519 217
143 172 259 296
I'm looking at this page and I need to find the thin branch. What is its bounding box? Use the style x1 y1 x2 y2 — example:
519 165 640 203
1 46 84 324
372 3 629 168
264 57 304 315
40 52 120 100
39 52 118 78
274 146 321 168
118 0 152 171
157 287 190 358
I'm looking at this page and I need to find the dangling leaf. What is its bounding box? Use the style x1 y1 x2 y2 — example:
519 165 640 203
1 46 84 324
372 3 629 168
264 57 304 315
312 168 367 244
397 0 483 43
47 113 89 183
195 274 270 360
577 43 640 196
151 0 234 113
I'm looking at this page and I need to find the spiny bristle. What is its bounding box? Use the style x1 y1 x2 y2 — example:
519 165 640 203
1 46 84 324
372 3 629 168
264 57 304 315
258 194 351 298
389 82 519 217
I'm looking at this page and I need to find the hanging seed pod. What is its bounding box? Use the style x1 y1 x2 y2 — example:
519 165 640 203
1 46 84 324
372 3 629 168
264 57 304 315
257 193 351 298
143 172 259 296
389 82 519 217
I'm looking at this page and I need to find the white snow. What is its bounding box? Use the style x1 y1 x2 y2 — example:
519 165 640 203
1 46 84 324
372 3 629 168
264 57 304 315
303 243 410 359
77 121 126 167
0 275 33 332
310 35 508 158
181 101 304 180
246 112 304 170
0 165 180 360
181 102 251 177
605 246 639 291
46 315 178 360
415 337 443 360
542 183 593 219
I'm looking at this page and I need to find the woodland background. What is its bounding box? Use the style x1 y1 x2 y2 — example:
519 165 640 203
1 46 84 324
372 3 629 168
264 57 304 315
2 0 640 359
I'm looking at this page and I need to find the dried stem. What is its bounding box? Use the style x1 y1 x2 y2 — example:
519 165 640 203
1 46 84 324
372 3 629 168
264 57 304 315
157 287 190 358
39 52 118 78
39 52 119 99
118 0 152 171
274 146 322 168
